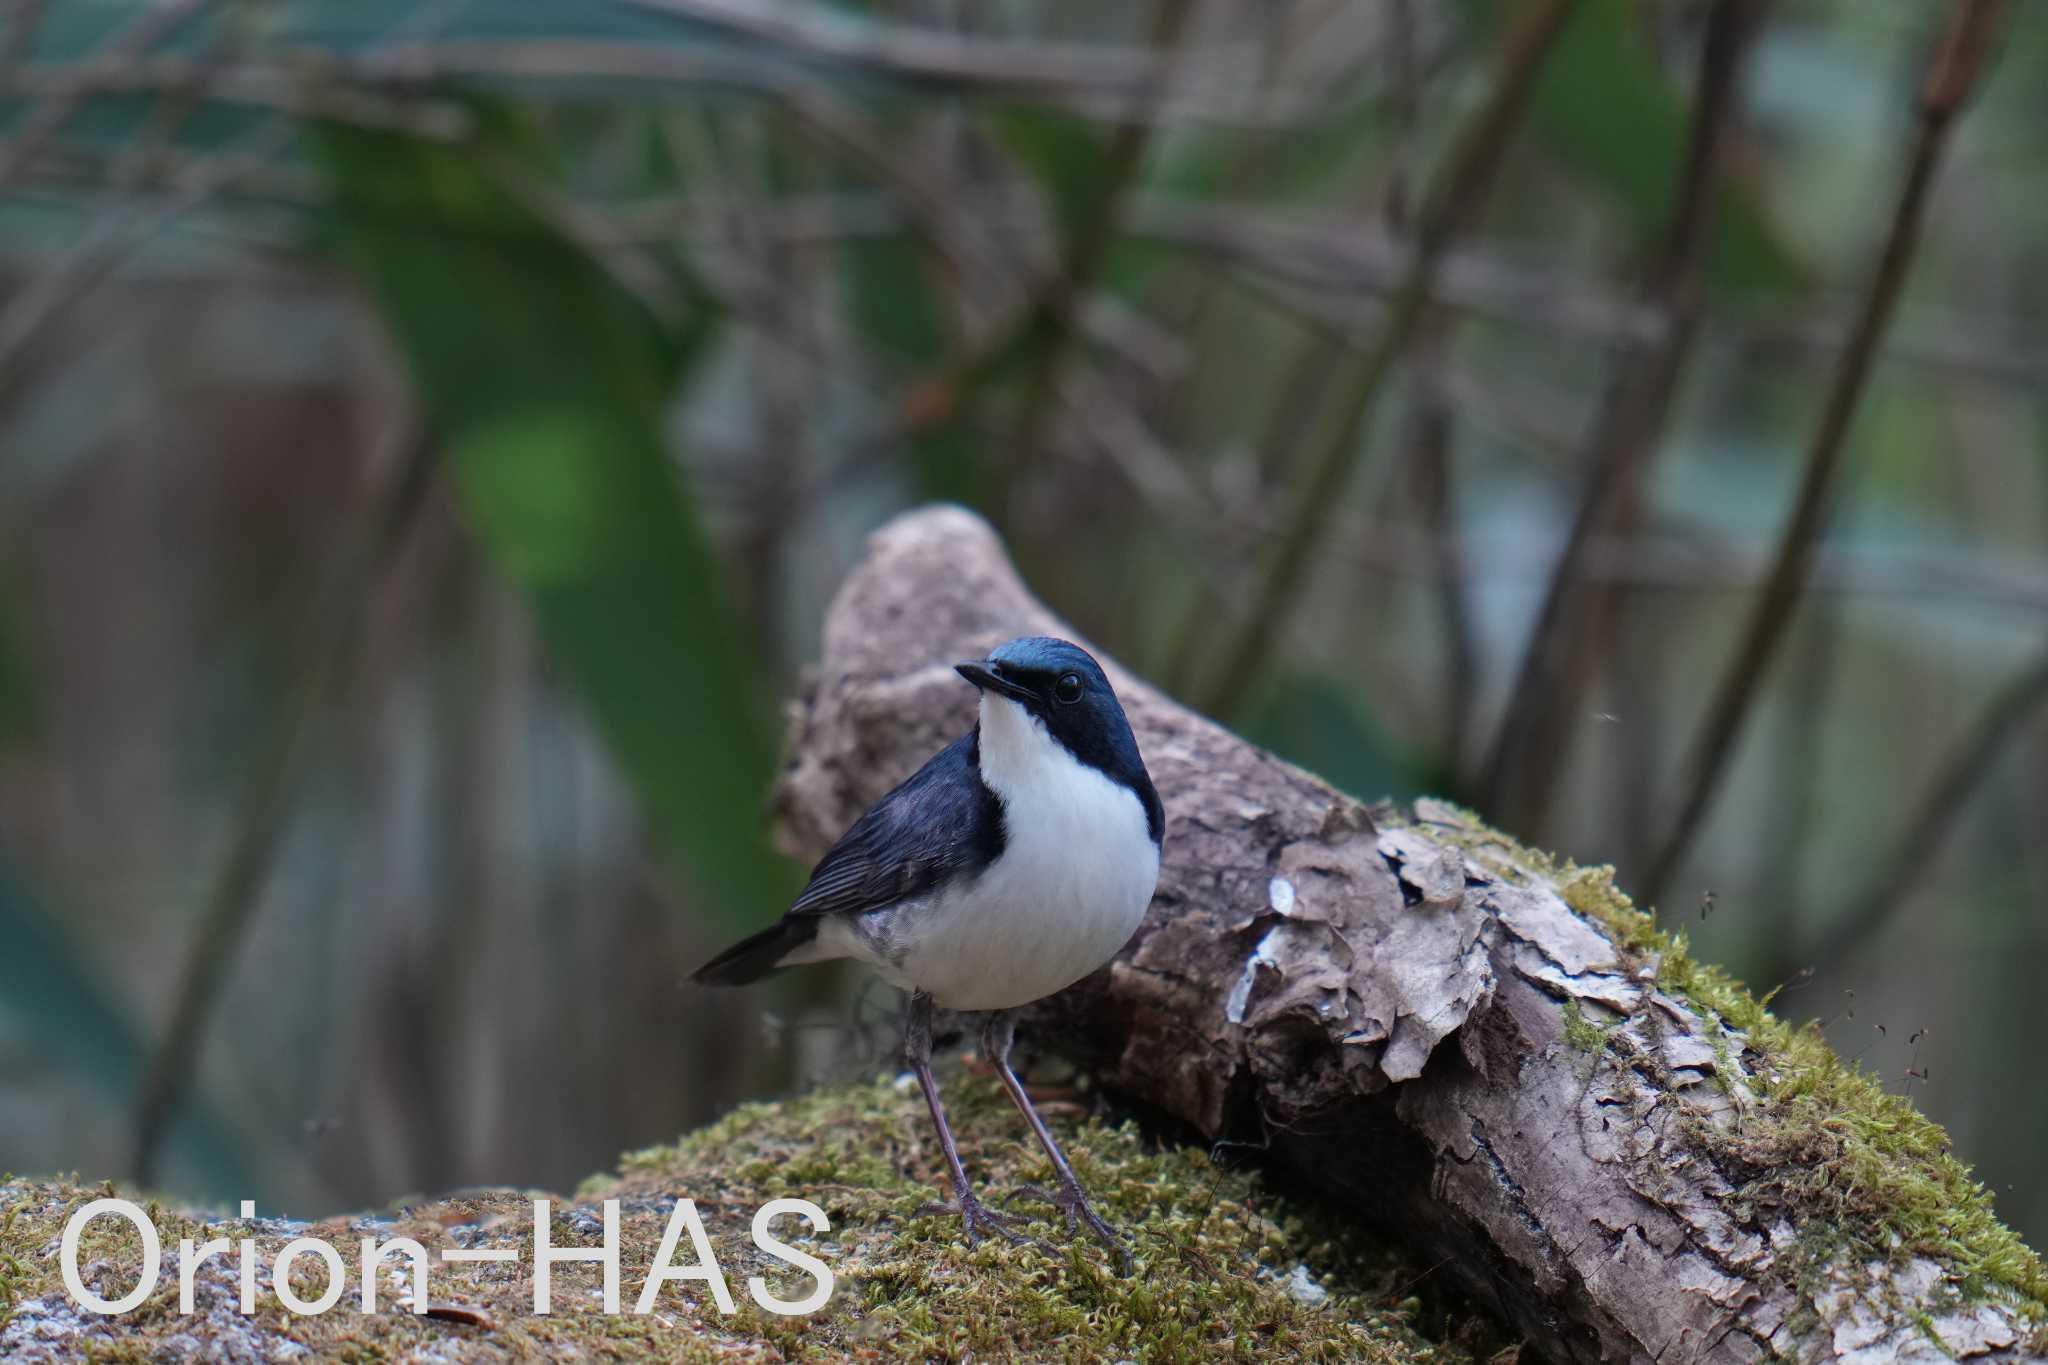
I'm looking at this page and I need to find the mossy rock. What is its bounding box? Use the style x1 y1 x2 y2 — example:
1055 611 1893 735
0 1072 1505 1362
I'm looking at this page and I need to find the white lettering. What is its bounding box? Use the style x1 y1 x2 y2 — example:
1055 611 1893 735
273 1238 346 1315
532 1199 620 1314
60 1198 160 1315
747 1199 833 1315
634 1198 734 1315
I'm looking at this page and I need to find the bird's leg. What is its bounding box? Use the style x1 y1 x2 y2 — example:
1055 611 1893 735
983 1012 1132 1269
903 992 1032 1248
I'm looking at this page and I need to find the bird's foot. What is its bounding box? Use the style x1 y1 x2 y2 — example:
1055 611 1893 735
1007 1181 1133 1271
914 1191 1039 1250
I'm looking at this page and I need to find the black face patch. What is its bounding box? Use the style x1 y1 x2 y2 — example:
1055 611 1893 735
979 638 1164 844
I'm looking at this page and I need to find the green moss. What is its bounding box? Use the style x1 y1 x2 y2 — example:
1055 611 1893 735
1560 998 1607 1053
1 1076 1500 1362
1409 800 2048 1317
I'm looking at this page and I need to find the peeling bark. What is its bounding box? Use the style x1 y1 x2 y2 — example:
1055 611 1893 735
773 506 2043 1365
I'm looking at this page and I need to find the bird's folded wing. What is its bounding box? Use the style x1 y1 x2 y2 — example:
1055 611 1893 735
785 731 1000 920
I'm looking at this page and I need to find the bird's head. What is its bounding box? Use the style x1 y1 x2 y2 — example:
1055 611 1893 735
956 636 1139 768
956 635 1162 841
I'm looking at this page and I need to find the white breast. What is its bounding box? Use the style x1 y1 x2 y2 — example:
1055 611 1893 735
851 694 1159 1011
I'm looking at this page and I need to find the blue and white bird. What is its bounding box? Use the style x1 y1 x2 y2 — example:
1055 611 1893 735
693 636 1163 1257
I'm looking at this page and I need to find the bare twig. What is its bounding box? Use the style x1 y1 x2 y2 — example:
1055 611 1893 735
1198 0 1576 718
0 39 1372 134
131 428 440 1185
1481 0 1769 828
13 134 2043 393
713 426 2048 614
0 55 472 137
1641 0 2007 905
1409 378 1475 779
1002 0 1194 508
2 0 45 68
615 0 1252 103
1799 640 2048 972
0 0 209 187
1129 200 2048 390
1157 335 1340 699
0 121 297 388
1751 597 1846 988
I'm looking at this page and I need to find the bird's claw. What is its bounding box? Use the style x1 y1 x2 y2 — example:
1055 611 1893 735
915 1192 1039 1249
1005 1181 1133 1271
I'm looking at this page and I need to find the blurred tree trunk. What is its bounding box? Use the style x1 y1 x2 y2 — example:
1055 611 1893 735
772 506 2042 1365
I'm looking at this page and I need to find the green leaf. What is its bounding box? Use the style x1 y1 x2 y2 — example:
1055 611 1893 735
1480 0 1811 296
990 105 1114 251
845 235 950 363
0 869 251 1199
310 108 794 930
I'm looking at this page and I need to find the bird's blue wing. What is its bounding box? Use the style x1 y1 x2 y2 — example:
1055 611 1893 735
785 731 1002 920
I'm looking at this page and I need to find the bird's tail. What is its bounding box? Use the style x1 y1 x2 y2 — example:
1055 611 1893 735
690 918 819 986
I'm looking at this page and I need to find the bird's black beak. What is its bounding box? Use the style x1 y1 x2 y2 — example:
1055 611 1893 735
955 660 1035 703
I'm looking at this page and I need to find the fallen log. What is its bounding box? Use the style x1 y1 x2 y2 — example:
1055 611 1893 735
772 505 2047 1364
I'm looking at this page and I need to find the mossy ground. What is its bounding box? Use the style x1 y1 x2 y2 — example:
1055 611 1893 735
1412 799 2048 1327
1 1069 1504 1362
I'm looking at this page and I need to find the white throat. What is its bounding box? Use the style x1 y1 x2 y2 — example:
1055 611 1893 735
977 693 1080 802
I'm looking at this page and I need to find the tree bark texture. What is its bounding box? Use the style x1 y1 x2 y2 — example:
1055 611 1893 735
771 506 2040 1365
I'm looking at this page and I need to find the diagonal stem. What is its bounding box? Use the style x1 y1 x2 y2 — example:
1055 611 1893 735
1795 640 2048 977
997 0 1193 516
1199 0 1576 719
1641 0 2007 905
1480 0 1769 826
131 427 439 1183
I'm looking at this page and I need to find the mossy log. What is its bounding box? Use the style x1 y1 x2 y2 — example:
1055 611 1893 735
771 506 2047 1364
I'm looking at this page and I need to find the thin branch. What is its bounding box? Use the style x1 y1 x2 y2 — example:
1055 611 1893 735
0 122 297 389
619 0 1169 91
1198 0 1577 718
1798 640 2048 972
0 54 473 137
707 425 2048 614
1751 597 1847 990
1641 0 2007 906
1481 0 1769 827
614 0 1265 104
13 138 2044 393
2 0 45 68
1131 200 2048 389
131 428 441 1185
1157 335 1341 699
0 0 210 187
1001 0 1194 508
0 38 1382 134
1410 376 1476 780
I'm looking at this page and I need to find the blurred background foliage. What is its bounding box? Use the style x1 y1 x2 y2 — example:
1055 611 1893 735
1 0 2044 1252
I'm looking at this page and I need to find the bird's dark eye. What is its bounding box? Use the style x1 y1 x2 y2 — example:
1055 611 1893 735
1053 672 1084 705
